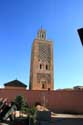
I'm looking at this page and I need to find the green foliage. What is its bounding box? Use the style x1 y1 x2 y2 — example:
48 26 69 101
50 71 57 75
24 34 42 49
21 102 29 114
14 95 28 111
27 106 36 116
14 95 36 119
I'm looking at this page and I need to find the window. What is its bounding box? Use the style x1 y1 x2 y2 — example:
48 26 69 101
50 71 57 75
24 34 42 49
46 64 48 70
42 34 44 38
42 84 45 89
40 64 42 69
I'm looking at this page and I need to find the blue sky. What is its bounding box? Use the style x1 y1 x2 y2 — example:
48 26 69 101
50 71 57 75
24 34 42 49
0 0 83 89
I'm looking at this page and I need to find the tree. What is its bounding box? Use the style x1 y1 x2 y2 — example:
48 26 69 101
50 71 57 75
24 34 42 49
14 95 25 111
14 95 36 120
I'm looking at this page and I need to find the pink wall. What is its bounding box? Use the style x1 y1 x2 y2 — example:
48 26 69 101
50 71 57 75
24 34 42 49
0 88 83 113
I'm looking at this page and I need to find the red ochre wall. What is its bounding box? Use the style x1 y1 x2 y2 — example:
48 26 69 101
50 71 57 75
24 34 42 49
0 88 83 113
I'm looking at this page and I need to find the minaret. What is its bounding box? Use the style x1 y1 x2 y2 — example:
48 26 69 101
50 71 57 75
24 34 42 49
29 28 54 90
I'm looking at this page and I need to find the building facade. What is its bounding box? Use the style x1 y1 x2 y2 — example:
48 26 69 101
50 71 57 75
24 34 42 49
29 29 54 90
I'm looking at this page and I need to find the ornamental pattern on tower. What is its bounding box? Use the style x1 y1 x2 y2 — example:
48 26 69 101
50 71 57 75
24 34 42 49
38 43 51 63
29 28 54 90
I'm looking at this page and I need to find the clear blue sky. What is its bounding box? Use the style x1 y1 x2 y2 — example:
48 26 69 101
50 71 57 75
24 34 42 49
0 0 83 89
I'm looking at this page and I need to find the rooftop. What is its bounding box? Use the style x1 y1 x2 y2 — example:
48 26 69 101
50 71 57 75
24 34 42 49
4 80 27 88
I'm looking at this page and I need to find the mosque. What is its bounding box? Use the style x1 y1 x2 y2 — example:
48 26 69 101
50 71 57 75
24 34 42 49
0 28 83 113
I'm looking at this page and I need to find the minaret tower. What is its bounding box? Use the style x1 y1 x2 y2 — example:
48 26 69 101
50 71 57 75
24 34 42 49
29 28 54 90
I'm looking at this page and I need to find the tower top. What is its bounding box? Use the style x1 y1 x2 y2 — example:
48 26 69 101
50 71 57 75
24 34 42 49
37 28 46 40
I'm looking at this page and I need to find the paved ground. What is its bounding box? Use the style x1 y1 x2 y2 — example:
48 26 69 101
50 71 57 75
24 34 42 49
0 123 8 125
52 113 83 118
0 114 83 125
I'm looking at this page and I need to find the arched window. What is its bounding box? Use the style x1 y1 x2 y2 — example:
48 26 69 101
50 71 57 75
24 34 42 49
46 64 48 70
42 84 45 89
42 34 44 38
40 64 42 69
